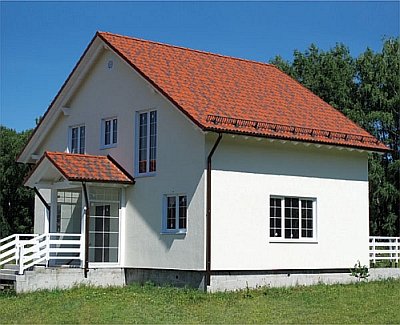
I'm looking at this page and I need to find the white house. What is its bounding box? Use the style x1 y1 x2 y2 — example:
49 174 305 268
1 32 389 292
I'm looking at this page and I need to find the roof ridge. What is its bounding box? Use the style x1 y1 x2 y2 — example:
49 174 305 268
98 31 275 69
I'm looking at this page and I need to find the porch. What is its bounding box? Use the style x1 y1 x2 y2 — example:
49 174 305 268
4 152 134 274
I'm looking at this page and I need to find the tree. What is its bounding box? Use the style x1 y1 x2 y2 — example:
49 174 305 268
0 126 34 238
270 38 400 236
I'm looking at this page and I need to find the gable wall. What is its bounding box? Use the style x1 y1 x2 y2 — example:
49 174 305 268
208 134 369 270
34 48 207 270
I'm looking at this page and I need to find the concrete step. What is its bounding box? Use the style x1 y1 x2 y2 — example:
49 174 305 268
0 272 16 281
3 264 19 271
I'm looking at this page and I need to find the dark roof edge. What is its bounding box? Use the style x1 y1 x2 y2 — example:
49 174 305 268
205 127 389 153
97 32 206 132
107 154 136 184
17 33 100 163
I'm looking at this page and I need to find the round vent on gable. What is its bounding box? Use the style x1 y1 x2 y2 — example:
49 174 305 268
107 60 113 69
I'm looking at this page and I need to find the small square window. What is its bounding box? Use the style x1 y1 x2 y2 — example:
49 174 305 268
101 118 118 148
69 125 85 154
162 194 187 233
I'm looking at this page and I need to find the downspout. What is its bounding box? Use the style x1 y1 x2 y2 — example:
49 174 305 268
206 133 223 288
82 183 90 278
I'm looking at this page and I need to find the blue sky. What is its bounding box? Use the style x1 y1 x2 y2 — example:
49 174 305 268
1 1 399 132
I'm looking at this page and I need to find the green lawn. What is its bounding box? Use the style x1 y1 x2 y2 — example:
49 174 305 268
0 279 399 324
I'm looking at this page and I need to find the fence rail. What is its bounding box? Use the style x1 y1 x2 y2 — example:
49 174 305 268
0 233 83 274
369 236 400 266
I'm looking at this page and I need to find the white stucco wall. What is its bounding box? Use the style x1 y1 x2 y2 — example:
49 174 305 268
209 135 370 270
32 46 206 270
33 189 50 234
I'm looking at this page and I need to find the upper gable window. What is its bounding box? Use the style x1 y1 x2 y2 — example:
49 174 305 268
69 125 85 154
101 118 118 148
135 110 157 175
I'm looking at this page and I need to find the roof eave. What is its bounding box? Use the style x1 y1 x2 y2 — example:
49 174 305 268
204 127 389 153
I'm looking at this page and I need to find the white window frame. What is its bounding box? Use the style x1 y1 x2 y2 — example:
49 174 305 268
269 196 317 243
135 109 157 177
161 194 188 234
68 124 85 154
88 187 121 266
101 117 118 149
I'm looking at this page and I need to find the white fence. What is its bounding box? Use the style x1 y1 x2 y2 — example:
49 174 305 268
369 236 400 266
0 233 83 274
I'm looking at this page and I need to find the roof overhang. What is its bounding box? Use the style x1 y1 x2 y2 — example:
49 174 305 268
25 152 135 189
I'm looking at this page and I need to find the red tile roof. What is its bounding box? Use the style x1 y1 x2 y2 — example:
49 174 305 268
44 152 134 184
98 31 387 151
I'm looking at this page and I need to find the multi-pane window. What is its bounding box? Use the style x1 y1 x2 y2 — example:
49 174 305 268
270 197 316 240
89 188 120 263
70 125 85 154
102 118 118 147
164 195 187 232
137 110 157 174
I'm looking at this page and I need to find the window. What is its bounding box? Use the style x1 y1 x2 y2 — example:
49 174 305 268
136 110 157 175
269 196 316 241
89 187 120 263
163 194 187 233
70 125 85 154
101 118 118 148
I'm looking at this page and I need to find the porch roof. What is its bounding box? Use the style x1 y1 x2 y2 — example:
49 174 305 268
25 152 135 187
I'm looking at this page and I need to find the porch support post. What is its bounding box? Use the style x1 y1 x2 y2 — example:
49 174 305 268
82 182 90 278
33 187 51 214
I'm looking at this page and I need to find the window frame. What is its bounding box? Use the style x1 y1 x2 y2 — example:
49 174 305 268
161 194 188 234
269 196 317 243
101 117 118 149
68 124 86 154
135 109 157 177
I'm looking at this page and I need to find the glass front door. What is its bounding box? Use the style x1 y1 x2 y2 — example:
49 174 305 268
88 187 120 263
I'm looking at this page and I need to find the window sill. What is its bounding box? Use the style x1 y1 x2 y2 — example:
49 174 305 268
161 230 187 235
135 172 157 178
100 144 117 150
269 238 318 244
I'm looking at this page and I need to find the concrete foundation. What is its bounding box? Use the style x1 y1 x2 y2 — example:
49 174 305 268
15 267 125 293
12 267 400 293
125 268 206 290
208 268 400 292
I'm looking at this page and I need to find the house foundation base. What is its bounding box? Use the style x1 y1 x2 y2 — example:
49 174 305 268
208 268 400 292
125 268 206 290
11 267 400 293
15 266 125 293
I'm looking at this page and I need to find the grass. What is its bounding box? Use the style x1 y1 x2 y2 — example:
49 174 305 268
0 279 399 324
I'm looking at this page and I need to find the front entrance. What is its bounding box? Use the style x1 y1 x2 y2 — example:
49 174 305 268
88 187 120 263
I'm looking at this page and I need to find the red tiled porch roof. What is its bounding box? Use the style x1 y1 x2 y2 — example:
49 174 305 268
98 32 387 151
44 152 135 184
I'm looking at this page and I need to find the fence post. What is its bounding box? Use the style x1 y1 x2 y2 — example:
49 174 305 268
15 236 20 265
371 237 376 267
45 233 50 267
19 245 24 275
